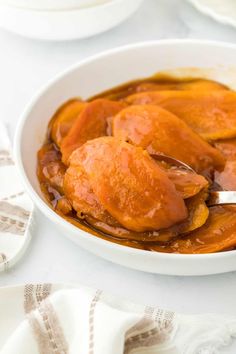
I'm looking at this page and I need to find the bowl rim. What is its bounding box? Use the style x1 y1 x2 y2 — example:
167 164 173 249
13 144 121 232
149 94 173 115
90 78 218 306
187 0 236 29
0 0 135 14
14 38 236 261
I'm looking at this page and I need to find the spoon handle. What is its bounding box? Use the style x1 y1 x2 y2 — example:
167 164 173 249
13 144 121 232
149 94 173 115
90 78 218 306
207 191 236 206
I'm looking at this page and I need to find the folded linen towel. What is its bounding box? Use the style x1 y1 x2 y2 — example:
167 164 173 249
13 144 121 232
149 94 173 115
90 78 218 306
0 283 236 354
0 122 33 271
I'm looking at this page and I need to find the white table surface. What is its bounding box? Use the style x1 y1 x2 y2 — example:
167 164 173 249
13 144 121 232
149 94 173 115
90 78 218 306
1 0 236 351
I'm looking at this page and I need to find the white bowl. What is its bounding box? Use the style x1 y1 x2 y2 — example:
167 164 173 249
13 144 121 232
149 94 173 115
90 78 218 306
2 0 109 11
14 40 236 276
187 0 236 28
0 0 143 41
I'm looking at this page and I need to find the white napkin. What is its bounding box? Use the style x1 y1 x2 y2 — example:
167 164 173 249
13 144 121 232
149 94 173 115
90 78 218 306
0 283 236 354
0 122 33 271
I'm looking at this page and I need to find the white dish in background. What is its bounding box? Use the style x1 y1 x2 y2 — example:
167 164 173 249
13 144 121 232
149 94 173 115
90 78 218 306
0 0 143 41
1 0 109 11
14 40 236 276
187 0 236 28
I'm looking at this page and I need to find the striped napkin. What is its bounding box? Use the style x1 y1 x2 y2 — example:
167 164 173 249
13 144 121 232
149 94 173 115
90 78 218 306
0 122 33 271
0 283 236 354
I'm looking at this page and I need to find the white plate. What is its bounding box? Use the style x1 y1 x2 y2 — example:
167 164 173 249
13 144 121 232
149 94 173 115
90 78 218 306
14 40 236 276
187 0 236 28
0 0 143 41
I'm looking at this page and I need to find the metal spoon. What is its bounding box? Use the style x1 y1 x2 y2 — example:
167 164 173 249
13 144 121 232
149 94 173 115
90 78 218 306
151 153 236 207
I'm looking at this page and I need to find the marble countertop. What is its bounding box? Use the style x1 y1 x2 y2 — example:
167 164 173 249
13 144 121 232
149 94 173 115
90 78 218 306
1 1 236 351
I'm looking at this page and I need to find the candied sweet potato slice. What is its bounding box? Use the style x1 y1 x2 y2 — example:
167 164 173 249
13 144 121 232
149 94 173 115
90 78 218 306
64 154 208 241
163 167 208 199
136 79 227 93
182 189 209 233
93 79 227 101
153 159 209 199
113 105 224 173
61 99 126 165
126 91 236 141
176 79 227 91
64 162 169 242
63 149 146 239
65 137 187 232
50 99 87 147
64 163 167 242
149 206 236 254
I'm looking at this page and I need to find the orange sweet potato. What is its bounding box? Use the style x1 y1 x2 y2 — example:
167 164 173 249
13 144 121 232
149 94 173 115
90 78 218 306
113 105 225 173
93 79 227 101
135 79 227 94
126 91 236 141
164 167 208 199
64 137 188 233
61 99 126 165
50 99 87 147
